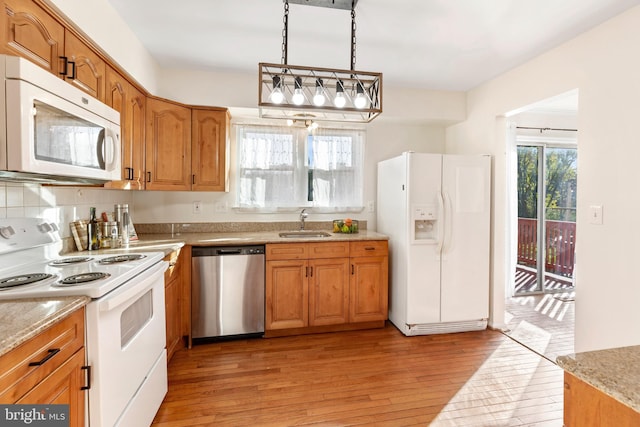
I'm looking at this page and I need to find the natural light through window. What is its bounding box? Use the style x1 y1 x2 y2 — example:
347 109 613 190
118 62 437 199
236 124 364 212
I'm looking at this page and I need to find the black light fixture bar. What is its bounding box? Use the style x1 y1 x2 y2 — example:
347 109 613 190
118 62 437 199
288 0 357 11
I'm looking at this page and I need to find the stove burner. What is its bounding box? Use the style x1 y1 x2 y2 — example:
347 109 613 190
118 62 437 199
0 273 56 290
49 257 94 266
99 254 146 264
57 272 111 287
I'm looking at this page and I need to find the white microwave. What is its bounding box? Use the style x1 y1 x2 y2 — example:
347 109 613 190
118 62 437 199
0 54 121 183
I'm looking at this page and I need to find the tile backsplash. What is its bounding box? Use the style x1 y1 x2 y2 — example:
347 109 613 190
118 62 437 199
0 182 133 239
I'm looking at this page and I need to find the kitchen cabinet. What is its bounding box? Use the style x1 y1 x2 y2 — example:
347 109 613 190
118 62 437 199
2 0 105 101
164 247 189 361
564 372 640 427
146 98 230 192
349 241 389 323
105 67 146 188
265 241 387 336
145 97 192 191
191 108 230 191
2 0 63 74
0 308 86 427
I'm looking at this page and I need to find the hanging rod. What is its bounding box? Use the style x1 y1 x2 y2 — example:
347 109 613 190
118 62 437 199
517 126 577 133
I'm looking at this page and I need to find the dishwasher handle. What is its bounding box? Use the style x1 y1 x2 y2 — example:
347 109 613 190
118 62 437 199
192 245 265 257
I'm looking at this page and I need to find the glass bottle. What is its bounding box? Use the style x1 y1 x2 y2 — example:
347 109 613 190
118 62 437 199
87 207 100 250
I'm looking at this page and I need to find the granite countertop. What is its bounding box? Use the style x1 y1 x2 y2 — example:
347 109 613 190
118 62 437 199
0 296 90 358
557 346 640 412
74 229 389 256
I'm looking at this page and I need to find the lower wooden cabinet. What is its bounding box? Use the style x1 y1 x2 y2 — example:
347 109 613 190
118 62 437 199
0 308 86 427
265 240 388 336
164 247 188 361
564 372 640 427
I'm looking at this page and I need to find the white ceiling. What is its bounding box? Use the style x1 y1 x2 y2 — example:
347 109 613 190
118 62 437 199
106 0 639 92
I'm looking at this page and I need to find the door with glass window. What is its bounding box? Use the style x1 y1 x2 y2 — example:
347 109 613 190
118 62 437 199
515 144 577 294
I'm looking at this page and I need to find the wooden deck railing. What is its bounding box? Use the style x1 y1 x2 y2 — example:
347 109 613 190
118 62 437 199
517 218 576 277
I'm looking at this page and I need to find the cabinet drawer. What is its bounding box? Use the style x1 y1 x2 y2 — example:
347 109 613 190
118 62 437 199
350 240 388 258
266 243 309 260
308 242 350 259
0 308 85 403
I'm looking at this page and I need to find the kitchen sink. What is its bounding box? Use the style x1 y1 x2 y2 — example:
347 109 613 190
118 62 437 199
278 231 332 238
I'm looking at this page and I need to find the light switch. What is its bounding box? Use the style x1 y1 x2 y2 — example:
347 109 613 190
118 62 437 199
588 205 603 225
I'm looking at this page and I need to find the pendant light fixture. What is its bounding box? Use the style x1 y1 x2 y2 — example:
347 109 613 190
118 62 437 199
259 0 383 123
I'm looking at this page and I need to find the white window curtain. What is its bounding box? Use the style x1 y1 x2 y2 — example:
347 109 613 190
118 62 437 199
236 124 364 212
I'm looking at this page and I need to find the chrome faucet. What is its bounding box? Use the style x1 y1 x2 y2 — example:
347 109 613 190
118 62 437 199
299 209 308 230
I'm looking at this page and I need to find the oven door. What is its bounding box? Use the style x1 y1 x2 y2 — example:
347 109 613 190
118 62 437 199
5 77 121 181
85 260 168 427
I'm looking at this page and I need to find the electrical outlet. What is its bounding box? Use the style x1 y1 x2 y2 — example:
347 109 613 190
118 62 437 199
193 201 202 214
367 200 375 213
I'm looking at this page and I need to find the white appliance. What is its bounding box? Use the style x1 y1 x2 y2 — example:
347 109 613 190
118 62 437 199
377 152 491 336
0 54 121 184
0 218 168 427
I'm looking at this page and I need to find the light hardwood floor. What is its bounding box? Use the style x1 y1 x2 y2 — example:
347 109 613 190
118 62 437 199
504 292 575 364
152 325 564 426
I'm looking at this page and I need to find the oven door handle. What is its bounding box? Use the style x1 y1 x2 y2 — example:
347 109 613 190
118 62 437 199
98 261 168 312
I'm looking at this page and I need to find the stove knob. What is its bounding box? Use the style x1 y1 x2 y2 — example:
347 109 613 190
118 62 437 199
38 223 53 233
0 226 15 239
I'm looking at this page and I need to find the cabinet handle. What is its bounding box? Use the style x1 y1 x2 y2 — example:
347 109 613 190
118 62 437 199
81 365 91 390
147 171 152 182
351 264 354 275
305 266 308 277
309 266 313 277
365 247 375 251
28 348 60 366
68 60 76 80
59 56 68 76
192 174 196 185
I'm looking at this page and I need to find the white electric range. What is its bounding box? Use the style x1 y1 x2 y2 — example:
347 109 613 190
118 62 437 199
0 217 169 427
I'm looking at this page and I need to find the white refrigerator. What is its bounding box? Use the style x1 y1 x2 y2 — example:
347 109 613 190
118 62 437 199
377 152 491 336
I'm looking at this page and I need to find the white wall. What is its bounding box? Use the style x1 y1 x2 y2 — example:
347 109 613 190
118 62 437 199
446 5 640 353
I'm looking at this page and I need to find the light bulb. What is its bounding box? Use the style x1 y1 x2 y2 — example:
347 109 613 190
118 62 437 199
354 82 367 109
313 78 325 106
292 77 304 105
334 80 346 108
286 119 294 126
270 76 284 104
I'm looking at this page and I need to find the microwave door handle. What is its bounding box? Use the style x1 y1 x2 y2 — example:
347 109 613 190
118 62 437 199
96 128 106 170
104 129 119 170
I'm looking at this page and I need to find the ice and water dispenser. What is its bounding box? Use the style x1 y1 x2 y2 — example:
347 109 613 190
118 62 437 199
412 204 438 242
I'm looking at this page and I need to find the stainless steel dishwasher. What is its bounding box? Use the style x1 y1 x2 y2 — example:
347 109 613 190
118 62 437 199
191 245 265 341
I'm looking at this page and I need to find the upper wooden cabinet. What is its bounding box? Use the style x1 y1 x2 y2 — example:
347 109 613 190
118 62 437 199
145 97 192 191
146 98 230 192
63 31 105 101
191 108 230 191
2 0 106 101
2 0 64 74
105 67 146 189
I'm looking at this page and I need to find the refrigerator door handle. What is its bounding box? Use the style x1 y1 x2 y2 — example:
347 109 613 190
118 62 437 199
442 191 453 254
436 191 445 257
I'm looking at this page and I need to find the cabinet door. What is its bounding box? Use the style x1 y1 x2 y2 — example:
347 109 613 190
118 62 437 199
309 258 349 326
17 350 85 427
63 31 106 101
350 256 389 323
106 67 146 189
191 109 229 191
564 372 640 427
145 98 192 190
2 0 64 75
266 260 308 330
164 250 183 361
